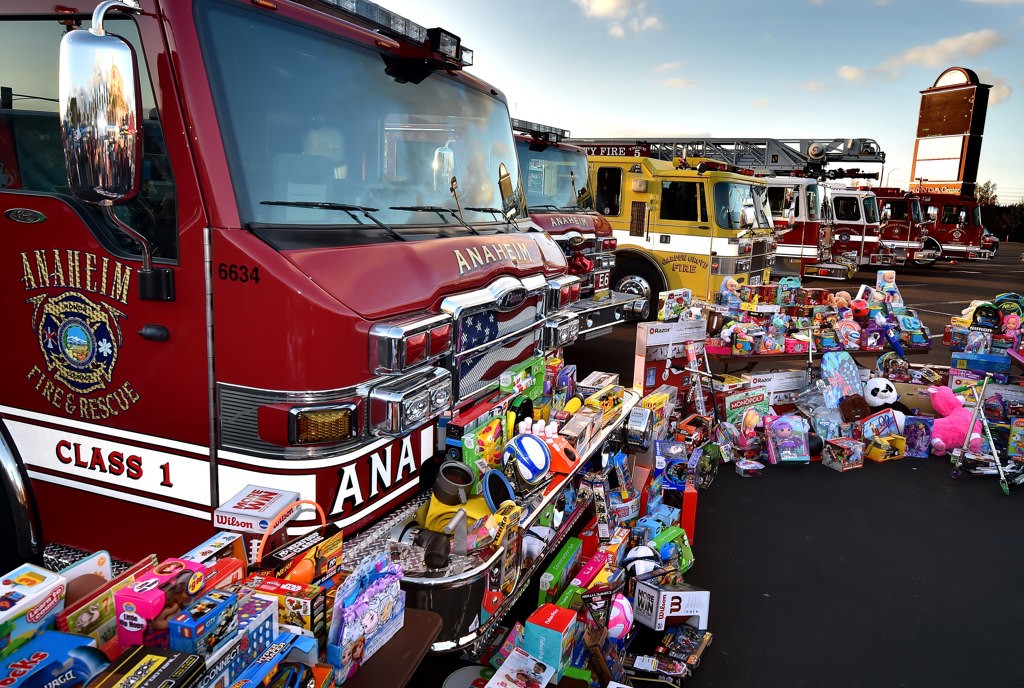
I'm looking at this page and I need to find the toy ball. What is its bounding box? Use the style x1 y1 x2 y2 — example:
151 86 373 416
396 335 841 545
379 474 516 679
623 545 660 578
501 434 551 485
850 299 869 319
608 593 634 640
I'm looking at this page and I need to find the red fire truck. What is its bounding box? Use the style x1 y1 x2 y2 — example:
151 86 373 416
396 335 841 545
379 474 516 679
0 0 584 566
871 187 940 267
512 120 648 337
914 191 992 260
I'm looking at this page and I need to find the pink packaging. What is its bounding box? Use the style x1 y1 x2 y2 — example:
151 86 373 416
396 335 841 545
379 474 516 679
568 551 609 589
114 558 206 648
784 337 810 354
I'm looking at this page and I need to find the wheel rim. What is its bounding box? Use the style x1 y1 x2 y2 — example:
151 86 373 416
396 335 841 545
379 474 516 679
616 274 653 300
916 239 941 264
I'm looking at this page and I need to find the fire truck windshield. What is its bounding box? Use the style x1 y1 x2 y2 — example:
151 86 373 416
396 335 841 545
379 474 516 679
862 197 879 224
713 182 772 230
198 2 524 240
515 141 589 211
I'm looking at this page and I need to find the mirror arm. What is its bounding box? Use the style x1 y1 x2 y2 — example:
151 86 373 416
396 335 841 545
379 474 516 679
91 0 141 36
102 202 153 271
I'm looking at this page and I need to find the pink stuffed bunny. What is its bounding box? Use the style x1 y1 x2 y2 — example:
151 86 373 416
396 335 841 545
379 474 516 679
928 386 983 456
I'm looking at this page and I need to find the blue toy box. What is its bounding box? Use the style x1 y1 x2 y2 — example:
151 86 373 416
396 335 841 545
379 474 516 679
197 596 278 688
0 631 108 688
169 590 240 658
230 631 318 688
951 352 1011 375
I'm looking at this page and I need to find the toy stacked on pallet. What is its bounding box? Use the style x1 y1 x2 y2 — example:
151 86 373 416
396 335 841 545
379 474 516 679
699 272 931 360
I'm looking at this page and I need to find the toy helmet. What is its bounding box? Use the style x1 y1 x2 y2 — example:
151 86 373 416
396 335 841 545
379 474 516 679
850 299 869 319
501 434 551 489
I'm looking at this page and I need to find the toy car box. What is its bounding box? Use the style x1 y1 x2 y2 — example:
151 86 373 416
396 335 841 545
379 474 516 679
179 533 247 568
244 576 326 642
634 580 710 631
213 485 301 564
251 524 344 587
90 645 204 688
196 595 278 688
822 438 864 472
230 631 318 688
0 564 67 660
169 590 239 658
523 604 578 684
538 537 582 606
114 559 206 649
0 631 109 688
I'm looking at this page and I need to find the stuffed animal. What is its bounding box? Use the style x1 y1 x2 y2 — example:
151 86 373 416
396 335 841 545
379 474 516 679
863 376 910 431
928 386 983 457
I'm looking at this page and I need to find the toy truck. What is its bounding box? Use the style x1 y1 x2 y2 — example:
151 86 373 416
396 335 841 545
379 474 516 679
0 0 585 566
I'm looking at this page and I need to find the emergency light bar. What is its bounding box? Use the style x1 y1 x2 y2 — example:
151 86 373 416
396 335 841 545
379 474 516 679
511 119 570 142
323 0 473 65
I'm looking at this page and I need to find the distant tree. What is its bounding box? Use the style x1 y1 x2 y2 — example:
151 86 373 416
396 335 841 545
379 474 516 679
977 180 998 206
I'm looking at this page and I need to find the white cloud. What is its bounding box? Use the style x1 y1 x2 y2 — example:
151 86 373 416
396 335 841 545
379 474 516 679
654 61 682 73
572 0 662 35
664 78 695 89
876 29 1006 78
754 99 772 108
977 68 1013 104
800 80 829 91
838 65 866 81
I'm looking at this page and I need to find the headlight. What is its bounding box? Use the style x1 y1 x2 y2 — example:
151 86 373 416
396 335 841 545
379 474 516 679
370 367 453 437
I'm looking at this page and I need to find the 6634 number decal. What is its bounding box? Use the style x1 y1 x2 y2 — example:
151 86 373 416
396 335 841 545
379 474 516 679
217 263 260 283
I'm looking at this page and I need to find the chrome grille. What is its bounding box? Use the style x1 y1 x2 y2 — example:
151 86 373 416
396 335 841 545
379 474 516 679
455 329 542 400
454 296 540 353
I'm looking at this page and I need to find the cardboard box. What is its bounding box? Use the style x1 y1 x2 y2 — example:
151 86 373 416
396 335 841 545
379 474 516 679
197 595 278 688
230 632 318 688
214 485 301 564
114 559 206 649
579 371 621 398
0 564 66 660
251 525 344 587
0 631 109 688
538 538 582 606
245 576 326 642
822 438 864 472
951 352 1011 375
169 590 239 658
90 646 205 688
523 604 578 684
179 533 247 568
499 355 545 399
633 580 710 631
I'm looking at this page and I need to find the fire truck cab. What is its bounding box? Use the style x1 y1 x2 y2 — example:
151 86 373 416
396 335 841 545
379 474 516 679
586 155 776 300
917 192 991 260
512 120 648 338
872 187 939 266
816 185 901 269
765 176 837 277
0 0 581 563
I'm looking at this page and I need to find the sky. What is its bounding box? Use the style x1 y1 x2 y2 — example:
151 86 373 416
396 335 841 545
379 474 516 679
381 0 1024 203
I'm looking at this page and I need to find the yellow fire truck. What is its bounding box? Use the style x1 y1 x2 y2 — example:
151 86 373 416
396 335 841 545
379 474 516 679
581 152 777 301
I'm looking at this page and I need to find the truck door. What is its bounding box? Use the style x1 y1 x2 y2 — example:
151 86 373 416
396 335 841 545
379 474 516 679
0 12 213 556
831 195 866 264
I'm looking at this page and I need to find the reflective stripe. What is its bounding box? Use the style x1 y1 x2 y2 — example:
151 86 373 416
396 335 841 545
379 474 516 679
26 471 210 520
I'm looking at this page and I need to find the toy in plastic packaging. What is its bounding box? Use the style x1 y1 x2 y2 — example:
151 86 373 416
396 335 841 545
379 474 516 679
903 416 934 458
735 459 765 477
763 414 811 464
876 270 903 305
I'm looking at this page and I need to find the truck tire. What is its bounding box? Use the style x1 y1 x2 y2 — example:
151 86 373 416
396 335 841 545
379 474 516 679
0 425 44 571
914 237 941 267
612 260 665 302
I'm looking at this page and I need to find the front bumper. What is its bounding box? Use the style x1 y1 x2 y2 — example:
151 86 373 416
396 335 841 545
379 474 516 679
568 290 649 339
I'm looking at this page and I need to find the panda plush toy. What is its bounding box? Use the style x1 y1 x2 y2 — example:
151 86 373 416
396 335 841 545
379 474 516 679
863 376 911 432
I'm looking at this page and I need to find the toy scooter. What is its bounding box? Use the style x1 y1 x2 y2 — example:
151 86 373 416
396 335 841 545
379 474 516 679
949 374 1024 495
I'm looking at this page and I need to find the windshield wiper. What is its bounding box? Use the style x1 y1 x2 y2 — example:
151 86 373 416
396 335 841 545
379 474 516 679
389 206 480 235
465 207 520 233
260 201 408 242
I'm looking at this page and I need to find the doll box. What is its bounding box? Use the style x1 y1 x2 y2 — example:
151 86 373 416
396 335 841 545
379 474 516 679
0 564 66 660
114 559 206 649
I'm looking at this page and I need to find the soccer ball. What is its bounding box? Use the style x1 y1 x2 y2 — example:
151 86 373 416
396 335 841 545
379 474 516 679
502 434 551 485
623 545 660 578
608 593 634 640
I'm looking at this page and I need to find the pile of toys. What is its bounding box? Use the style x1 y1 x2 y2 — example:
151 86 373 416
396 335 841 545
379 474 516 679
703 271 930 359
938 292 1024 492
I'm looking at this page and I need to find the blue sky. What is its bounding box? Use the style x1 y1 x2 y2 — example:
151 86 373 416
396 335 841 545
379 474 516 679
382 0 1024 203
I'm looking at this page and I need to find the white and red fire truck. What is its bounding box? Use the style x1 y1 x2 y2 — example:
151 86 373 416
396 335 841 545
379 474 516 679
0 0 586 567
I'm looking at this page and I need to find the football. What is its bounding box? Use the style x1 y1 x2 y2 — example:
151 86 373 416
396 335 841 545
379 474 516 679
502 434 551 485
608 593 634 640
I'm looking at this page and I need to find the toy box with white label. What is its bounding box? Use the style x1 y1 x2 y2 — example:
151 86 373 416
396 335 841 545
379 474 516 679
0 564 67 660
114 559 206 649
0 631 109 688
634 580 710 631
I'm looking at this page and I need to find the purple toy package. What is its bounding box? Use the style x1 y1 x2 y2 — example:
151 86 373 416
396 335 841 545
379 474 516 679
903 416 933 458
763 414 811 464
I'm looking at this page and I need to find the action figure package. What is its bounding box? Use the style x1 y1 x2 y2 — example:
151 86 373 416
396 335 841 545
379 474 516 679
763 414 811 464
902 416 934 458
